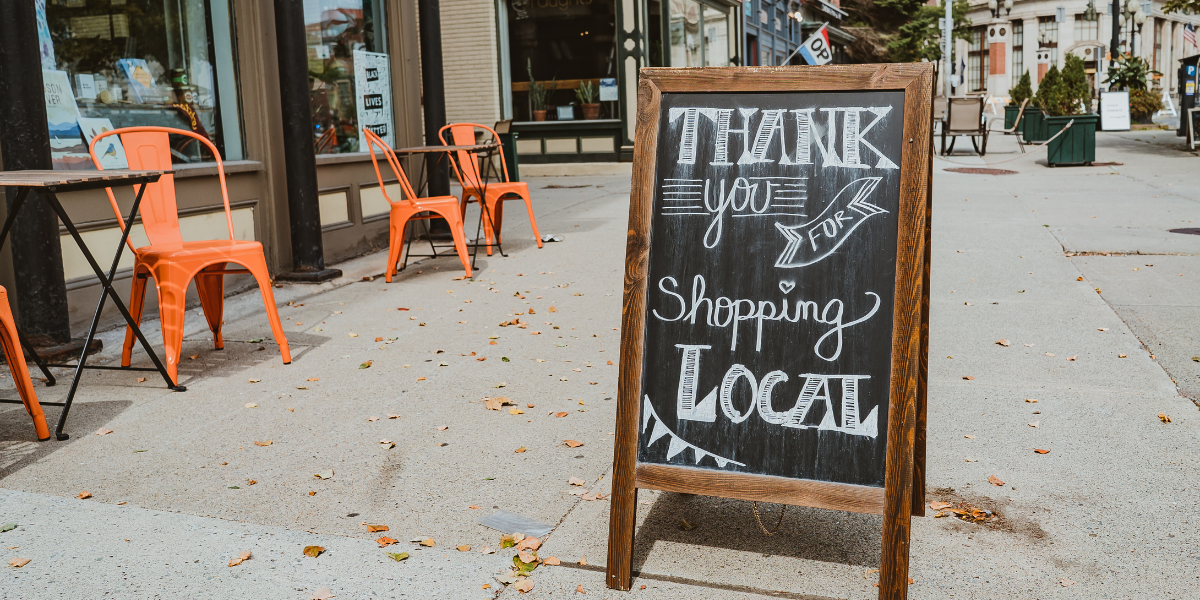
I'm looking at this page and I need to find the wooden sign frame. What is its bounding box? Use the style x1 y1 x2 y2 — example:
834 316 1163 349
606 63 934 600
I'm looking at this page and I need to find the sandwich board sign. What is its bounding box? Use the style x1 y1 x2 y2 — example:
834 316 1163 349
606 64 933 600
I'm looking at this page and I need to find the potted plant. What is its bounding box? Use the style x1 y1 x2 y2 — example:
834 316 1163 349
1007 71 1032 130
527 59 547 121
1042 54 1099 166
1103 54 1162 124
576 80 600 120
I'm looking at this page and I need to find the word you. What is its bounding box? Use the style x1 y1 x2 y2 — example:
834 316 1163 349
671 344 878 438
661 176 806 247
669 106 898 170
653 274 881 359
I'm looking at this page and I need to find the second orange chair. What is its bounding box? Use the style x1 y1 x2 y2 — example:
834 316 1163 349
87 127 291 383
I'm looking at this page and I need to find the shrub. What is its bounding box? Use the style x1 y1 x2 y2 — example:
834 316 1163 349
1129 89 1164 120
1009 71 1032 106
1061 54 1092 114
1034 66 1065 115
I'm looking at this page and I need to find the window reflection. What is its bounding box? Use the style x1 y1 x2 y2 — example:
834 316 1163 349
305 0 387 154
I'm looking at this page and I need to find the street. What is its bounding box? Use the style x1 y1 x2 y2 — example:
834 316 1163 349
2 130 1198 599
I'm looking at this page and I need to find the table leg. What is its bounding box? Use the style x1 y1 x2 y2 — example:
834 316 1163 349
45 185 183 441
0 187 31 249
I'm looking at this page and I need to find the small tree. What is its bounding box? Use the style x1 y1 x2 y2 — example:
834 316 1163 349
1034 65 1065 115
887 0 972 63
1009 71 1032 106
1061 54 1092 115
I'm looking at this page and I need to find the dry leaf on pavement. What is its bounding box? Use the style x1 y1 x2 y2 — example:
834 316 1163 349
515 537 542 551
518 549 537 564
456 545 471 552
577 584 586 594
542 556 561 565
386 552 409 561
366 524 389 532
418 538 435 547
1028 421 1040 428
307 377 319 382
1034 449 1051 454
501 534 524 548
564 440 584 448
228 550 252 567
509 408 525 415
578 556 587 565
380 439 395 449
1059 579 1076 587
303 545 325 557
554 412 568 418
929 501 951 510
77 491 92 499
310 588 335 599
359 361 372 369
995 339 1010 346
254 440 272 447
367 416 379 422
9 558 30 568
962 376 974 380
514 447 526 453
568 477 586 486
137 377 147 383
514 580 534 593
1159 413 1172 423
95 428 113 436
988 475 1005 486
375 537 398 547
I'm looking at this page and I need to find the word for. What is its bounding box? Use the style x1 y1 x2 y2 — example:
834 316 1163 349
671 344 878 438
661 177 806 248
669 106 898 170
652 274 881 358
775 177 887 268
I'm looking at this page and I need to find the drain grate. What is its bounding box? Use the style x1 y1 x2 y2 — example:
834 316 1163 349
1169 228 1200 235
943 167 1019 175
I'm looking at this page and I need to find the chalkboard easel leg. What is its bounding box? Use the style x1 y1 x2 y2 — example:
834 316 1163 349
606 481 637 590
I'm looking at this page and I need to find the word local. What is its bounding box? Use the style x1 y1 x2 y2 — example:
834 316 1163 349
671 344 878 438
669 106 898 170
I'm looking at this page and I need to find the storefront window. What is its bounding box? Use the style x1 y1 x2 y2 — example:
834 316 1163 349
305 0 389 154
669 0 730 67
41 0 243 170
507 0 618 122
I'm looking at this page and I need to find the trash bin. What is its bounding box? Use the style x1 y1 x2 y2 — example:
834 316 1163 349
497 132 520 182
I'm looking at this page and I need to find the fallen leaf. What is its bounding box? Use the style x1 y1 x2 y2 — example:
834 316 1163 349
78 491 92 499
1044 352 1056 357
228 550 252 567
606 360 613 365
564 440 584 448
456 544 471 552
375 337 383 342
95 428 113 436
518 549 537 564
929 501 951 510
988 475 1005 486
1067 355 1078 361
1060 579 1076 587
514 446 527 453
577 584 586 593
366 524 389 533
246 479 257 485
568 476 586 486
244 403 257 408
1025 398 1038 403
964 434 975 439
679 518 697 531
310 588 335 599
509 408 525 415
137 377 147 383
962 375 975 380
189 354 200 360
554 412 568 418
386 552 409 561
248 379 261 383
254 440 272 447
303 545 325 557
995 339 1010 347
349 333 359 337
380 439 395 449
307 377 320 382
514 580 534 593
1034 448 1051 454
359 361 373 369
1159 412 1172 423
1028 421 1040 428
0 523 14 533
548 306 558 313
516 537 542 551
376 537 398 547
388 414 400 419
526 403 535 409
578 556 587 566
314 470 333 480
479 546 496 554
419 538 435 547
1098 328 1108 331
543 556 561 565
309 490 316 496
367 416 379 422
9 558 30 568
1119 354 1128 358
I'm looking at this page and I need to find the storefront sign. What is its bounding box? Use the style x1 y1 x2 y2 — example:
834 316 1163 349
607 64 933 599
1100 91 1130 131
354 50 394 148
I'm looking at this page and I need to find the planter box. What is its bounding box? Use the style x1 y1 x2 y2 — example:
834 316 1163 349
1045 114 1098 167
1022 107 1048 142
1004 105 1022 130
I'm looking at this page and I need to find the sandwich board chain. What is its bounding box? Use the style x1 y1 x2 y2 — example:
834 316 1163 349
638 91 905 487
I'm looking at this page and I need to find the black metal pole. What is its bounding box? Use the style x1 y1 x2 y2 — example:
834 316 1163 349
272 0 341 283
0 0 75 351
1109 0 1120 70
418 0 450 200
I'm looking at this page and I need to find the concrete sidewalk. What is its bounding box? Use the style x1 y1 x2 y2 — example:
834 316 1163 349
2 132 1199 600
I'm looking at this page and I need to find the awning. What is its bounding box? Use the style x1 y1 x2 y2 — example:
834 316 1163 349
801 21 857 45
814 0 849 20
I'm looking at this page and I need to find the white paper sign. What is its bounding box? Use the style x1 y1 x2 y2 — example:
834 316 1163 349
1099 91 1130 131
353 50 394 149
599 78 618 102
75 74 96 100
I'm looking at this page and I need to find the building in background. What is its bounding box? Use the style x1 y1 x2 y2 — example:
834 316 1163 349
439 0 742 163
741 0 854 67
961 0 1199 104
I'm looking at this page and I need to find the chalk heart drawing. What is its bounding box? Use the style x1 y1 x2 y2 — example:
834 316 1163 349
778 280 796 294
775 176 888 269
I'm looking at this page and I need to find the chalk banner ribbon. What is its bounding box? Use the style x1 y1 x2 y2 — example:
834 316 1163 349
774 177 886 269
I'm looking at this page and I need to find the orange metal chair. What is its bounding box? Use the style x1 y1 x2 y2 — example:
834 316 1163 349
438 123 542 255
362 127 472 281
87 126 290 383
0 286 49 441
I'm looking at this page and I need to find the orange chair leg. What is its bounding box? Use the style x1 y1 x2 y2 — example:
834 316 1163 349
156 268 188 384
122 268 151 367
0 301 48 441
194 263 226 350
243 260 292 365
435 209 473 278
519 193 544 248
385 216 407 283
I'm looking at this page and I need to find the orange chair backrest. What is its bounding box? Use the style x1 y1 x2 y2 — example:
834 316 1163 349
88 126 233 249
362 127 420 206
438 123 511 190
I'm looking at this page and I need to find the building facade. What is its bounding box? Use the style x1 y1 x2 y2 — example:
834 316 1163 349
960 0 1200 104
0 0 426 338
741 0 854 67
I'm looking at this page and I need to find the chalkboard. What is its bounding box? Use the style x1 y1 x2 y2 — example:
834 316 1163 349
607 65 933 599
636 91 904 487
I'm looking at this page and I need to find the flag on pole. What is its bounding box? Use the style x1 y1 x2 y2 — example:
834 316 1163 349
798 25 833 66
1185 24 1197 48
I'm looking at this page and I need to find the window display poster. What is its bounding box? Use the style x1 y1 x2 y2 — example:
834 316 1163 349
353 50 394 148
116 58 160 103
43 70 92 170
600 78 618 102
1100 90 1131 131
36 0 55 70
78 117 129 170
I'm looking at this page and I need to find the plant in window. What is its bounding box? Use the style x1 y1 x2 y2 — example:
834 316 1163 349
526 59 556 121
1009 71 1032 106
576 80 601 120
